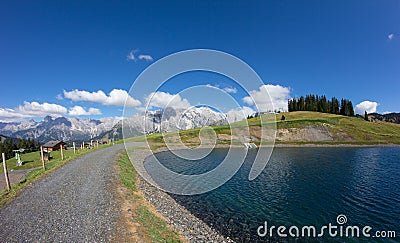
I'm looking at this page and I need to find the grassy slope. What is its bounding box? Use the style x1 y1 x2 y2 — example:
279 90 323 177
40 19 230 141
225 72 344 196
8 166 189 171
117 152 181 242
275 111 400 144
126 111 400 145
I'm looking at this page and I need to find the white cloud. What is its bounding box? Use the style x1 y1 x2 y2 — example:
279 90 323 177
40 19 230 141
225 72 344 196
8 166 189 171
205 84 237 93
0 101 67 122
388 33 395 40
243 84 291 112
68 106 102 116
63 89 141 107
56 94 63 100
138 54 153 61
355 101 379 115
145 91 191 109
18 101 67 117
107 89 141 107
127 50 153 62
226 106 255 123
223 87 238 93
126 50 137 61
0 108 28 121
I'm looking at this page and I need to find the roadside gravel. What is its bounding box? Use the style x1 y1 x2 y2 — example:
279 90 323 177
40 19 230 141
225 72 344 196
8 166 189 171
0 144 130 242
132 148 233 243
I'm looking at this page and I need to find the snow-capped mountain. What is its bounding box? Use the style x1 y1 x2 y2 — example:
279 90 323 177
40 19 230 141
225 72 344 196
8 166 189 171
0 116 118 143
100 106 242 140
0 106 248 142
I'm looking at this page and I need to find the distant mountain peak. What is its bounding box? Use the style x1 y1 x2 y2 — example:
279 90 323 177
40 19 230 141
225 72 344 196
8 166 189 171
0 116 118 143
100 106 232 140
369 112 400 124
43 115 53 122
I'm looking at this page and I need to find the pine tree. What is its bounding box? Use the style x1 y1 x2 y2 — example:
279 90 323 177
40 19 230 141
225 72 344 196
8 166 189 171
331 97 340 114
299 96 305 111
288 99 294 112
364 111 369 121
340 99 346 115
347 100 354 116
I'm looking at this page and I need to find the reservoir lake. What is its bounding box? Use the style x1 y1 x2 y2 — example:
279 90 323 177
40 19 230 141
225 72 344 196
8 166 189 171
145 147 400 242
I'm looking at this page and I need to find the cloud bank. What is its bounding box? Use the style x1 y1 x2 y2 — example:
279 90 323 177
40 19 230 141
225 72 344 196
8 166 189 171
0 101 68 122
63 89 141 107
355 101 379 115
243 84 291 112
226 106 255 123
145 91 191 109
68 106 102 116
0 101 105 121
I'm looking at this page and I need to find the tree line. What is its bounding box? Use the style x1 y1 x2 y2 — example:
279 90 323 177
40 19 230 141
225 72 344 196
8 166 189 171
288 94 354 116
0 137 41 161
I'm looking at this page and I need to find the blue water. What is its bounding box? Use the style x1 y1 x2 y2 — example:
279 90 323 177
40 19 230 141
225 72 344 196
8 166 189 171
146 147 400 242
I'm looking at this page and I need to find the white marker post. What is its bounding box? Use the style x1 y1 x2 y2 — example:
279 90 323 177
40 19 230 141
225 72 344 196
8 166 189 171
40 146 45 171
73 142 76 154
60 144 64 160
2 153 11 191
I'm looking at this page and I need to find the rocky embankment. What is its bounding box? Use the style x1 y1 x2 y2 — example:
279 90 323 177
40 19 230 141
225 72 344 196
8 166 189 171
133 149 233 242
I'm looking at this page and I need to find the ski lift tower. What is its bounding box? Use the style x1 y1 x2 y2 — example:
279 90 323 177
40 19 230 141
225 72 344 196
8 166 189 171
13 148 25 166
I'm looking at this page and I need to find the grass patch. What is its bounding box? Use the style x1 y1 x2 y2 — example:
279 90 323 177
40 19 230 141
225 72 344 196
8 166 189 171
0 144 110 207
117 151 181 242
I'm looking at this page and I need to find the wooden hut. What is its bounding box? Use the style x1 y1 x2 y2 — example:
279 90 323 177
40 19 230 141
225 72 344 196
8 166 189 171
42 140 67 152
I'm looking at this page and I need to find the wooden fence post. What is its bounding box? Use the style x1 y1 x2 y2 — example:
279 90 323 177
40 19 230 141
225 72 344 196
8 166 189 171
2 153 11 191
60 144 64 160
41 146 46 171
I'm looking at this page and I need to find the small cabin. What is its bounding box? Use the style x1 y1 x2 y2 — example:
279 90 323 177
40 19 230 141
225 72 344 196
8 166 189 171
0 135 7 143
42 140 67 152
99 138 109 144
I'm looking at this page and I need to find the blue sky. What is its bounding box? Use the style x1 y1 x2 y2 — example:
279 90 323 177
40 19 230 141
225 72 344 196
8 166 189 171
0 1 399 122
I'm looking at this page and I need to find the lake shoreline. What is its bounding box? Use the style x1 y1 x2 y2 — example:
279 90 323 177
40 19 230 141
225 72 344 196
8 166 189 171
147 143 400 150
273 143 400 147
132 148 233 242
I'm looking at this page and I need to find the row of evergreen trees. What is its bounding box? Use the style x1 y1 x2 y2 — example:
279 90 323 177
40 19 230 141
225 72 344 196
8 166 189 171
0 138 41 161
288 95 355 116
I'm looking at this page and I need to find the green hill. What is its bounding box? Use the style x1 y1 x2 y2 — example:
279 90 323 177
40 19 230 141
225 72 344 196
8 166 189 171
274 111 400 144
133 111 400 146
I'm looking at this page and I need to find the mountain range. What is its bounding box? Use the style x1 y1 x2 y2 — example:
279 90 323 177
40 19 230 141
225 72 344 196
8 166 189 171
0 116 117 143
98 106 230 140
0 107 234 143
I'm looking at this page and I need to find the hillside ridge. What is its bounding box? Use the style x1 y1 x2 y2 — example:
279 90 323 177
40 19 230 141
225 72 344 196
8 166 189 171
140 111 400 145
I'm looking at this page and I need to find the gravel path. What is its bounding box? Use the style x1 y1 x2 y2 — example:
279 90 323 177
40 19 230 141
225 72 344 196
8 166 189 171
0 167 37 190
0 143 143 242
